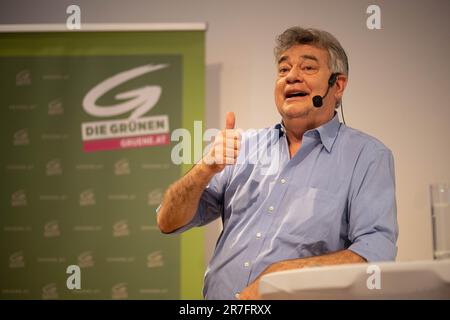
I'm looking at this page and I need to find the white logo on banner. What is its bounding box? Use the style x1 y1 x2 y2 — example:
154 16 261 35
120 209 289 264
9 251 25 268
16 70 31 86
46 159 63 176
147 189 162 206
79 189 95 206
111 283 128 300
11 190 27 207
42 283 59 300
13 129 29 146
48 98 64 115
113 220 130 237
44 221 61 238
147 251 164 268
83 64 166 119
80 64 171 152
114 159 130 175
78 251 94 268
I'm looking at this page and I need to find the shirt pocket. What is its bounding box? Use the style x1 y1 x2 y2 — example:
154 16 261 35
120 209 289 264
280 187 341 248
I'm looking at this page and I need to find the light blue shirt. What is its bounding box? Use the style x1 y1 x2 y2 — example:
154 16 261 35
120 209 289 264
160 114 398 300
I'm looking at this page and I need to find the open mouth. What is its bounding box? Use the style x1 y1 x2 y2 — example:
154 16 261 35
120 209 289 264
285 91 309 100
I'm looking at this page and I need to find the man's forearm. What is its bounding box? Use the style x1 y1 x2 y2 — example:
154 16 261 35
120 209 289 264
158 113 241 234
239 249 367 299
157 162 217 233
262 249 366 277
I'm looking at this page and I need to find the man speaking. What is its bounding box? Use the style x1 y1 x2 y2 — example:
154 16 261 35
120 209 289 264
156 27 398 300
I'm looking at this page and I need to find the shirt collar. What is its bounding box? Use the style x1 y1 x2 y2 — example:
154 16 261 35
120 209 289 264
316 113 341 152
275 113 341 153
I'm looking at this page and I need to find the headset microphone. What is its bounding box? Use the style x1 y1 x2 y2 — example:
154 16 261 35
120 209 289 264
312 73 338 108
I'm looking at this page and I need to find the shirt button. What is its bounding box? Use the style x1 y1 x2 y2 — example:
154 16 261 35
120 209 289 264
268 206 274 212
235 293 240 299
256 232 262 238
244 261 250 267
281 178 286 184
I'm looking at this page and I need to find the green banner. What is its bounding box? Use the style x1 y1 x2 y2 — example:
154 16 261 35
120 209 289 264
0 29 205 299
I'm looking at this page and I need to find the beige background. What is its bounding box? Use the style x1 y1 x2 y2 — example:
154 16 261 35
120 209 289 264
2 0 449 264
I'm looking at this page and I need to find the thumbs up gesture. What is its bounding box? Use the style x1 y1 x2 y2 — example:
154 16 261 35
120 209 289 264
225 111 236 130
203 112 242 173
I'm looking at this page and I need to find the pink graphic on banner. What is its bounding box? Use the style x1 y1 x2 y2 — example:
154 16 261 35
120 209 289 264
83 133 170 152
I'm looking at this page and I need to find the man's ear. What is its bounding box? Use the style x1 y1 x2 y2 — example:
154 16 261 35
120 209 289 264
334 74 348 101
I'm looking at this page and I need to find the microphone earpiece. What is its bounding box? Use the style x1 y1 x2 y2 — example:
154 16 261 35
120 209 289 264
328 73 338 86
313 73 339 108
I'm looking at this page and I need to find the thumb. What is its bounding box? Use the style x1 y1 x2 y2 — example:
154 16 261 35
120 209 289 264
225 111 235 129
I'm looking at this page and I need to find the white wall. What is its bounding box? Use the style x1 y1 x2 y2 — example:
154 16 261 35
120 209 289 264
2 0 449 263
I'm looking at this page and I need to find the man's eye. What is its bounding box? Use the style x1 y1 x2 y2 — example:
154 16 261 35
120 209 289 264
302 65 318 74
279 67 289 73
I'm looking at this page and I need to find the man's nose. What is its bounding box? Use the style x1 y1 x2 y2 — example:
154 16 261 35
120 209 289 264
286 66 304 84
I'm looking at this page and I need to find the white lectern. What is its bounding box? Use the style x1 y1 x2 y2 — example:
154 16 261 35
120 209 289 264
259 260 450 299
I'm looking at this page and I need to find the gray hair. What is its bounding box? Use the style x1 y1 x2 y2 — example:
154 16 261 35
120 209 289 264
274 27 349 76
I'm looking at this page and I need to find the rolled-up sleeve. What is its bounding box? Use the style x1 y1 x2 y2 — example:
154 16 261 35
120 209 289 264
347 146 399 262
155 165 230 234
